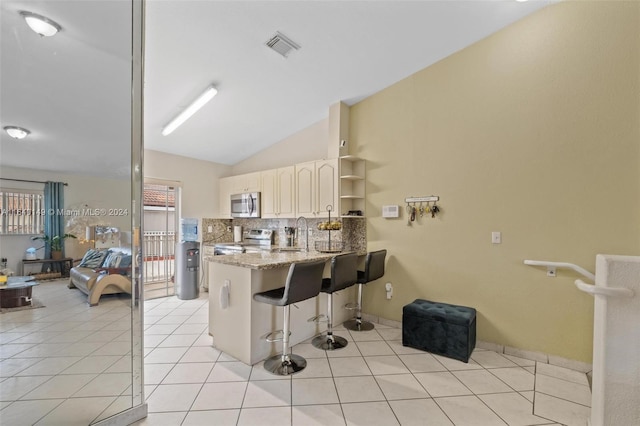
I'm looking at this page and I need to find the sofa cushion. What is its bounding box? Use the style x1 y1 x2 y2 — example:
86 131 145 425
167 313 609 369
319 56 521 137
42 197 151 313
79 249 108 268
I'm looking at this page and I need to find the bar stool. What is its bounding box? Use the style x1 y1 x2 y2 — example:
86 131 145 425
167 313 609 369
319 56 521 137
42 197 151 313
312 253 358 350
344 249 387 331
253 259 326 376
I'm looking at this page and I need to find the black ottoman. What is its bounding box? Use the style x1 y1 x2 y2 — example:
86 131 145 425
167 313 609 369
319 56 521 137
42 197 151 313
402 299 476 363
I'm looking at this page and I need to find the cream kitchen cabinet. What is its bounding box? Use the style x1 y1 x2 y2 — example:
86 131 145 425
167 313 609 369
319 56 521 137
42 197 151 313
231 172 261 194
261 166 296 218
295 159 339 218
218 176 234 218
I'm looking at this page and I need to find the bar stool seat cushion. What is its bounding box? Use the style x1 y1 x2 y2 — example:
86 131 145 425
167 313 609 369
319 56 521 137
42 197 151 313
402 299 476 363
253 287 287 306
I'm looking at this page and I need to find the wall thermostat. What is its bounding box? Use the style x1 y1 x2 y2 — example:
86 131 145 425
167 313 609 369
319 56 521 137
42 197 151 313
382 205 400 218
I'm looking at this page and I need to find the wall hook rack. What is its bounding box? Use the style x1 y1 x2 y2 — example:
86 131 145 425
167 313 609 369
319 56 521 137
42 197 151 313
404 196 440 225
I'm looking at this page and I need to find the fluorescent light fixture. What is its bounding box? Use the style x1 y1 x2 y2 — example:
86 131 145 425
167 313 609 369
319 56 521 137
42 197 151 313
20 11 61 37
4 126 31 139
161 86 218 136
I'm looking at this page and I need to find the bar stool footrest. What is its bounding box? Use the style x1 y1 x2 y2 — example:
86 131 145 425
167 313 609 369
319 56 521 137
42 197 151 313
307 314 328 323
262 330 290 343
344 302 360 311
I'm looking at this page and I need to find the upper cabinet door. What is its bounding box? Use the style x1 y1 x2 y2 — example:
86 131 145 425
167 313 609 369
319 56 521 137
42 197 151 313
315 159 338 218
232 172 261 194
277 166 296 217
218 176 234 218
260 169 278 218
295 161 315 217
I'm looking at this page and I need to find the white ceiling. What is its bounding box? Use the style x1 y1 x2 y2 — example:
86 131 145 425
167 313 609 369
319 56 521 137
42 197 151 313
1 1 551 178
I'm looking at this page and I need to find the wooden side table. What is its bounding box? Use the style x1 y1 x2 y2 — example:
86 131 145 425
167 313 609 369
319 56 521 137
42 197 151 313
21 258 73 278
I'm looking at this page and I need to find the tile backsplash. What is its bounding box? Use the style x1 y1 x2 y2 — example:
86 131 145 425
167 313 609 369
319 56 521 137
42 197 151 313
201 217 366 254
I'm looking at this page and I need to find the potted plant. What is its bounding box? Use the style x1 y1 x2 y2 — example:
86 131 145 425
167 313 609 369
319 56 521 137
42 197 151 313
31 233 77 259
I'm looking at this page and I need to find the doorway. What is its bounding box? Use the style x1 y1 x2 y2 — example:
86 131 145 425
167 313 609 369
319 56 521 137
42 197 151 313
143 181 179 299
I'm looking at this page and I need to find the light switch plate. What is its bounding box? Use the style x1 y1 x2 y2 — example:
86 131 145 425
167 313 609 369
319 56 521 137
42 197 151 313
491 232 502 244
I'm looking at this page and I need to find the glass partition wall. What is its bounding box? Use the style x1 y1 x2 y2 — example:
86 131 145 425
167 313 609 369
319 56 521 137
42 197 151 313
0 1 146 424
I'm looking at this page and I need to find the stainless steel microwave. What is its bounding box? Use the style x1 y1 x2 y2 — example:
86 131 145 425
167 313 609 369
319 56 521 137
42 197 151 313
230 192 261 218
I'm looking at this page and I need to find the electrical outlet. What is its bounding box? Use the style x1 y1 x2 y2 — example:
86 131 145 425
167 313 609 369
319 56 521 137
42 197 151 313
207 225 213 233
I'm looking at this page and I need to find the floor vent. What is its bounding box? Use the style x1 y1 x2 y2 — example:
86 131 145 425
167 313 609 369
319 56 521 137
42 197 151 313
265 31 300 58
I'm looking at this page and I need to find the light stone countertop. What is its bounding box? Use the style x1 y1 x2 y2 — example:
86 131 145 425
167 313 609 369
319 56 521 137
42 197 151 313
204 250 351 270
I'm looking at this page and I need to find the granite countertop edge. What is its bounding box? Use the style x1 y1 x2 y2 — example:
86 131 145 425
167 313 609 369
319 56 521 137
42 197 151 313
204 250 364 270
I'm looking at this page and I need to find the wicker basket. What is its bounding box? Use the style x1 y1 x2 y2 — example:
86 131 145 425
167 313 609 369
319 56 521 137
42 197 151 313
315 240 344 253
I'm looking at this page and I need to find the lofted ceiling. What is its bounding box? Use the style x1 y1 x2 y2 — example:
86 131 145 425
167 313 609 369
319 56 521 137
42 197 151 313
1 1 552 178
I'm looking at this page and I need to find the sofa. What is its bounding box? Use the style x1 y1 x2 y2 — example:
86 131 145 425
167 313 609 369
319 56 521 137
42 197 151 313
69 247 133 306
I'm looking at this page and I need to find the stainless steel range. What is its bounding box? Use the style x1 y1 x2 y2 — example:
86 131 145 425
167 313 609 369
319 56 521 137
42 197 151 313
213 229 274 255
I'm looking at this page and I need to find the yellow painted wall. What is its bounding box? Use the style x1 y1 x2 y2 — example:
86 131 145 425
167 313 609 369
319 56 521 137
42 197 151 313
349 1 640 362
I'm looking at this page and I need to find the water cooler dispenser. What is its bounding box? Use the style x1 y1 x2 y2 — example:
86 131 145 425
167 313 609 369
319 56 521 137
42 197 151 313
175 218 200 300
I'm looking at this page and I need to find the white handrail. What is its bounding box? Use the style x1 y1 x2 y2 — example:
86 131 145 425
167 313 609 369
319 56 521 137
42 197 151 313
524 259 595 281
575 279 634 298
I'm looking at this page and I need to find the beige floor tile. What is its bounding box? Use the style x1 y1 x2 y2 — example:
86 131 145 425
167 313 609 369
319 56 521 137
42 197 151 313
365 355 410 375
414 372 472 397
182 409 239 425
207 361 252 382
21 373 96 399
34 396 115 426
144 347 189 364
243 379 291 407
291 357 333 379
535 374 591 407
375 374 430 400
389 398 454 426
156 333 199 348
179 345 221 363
130 411 188 425
479 392 549 426
146 383 202 412
342 401 400 426
292 404 346 426
237 406 291 426
60 355 121 375
347 329 384 342
470 350 518 369
399 353 447 373
490 367 535 392
15 356 83 377
453 369 513 394
334 376 385 403
533 392 591 425
432 354 484 371
161 362 214 384
292 377 339 405
74 372 131 397
191 382 247 410
535 362 590 386
329 356 372 377
0 399 64 425
0 375 52 401
436 395 508 425
356 341 395 356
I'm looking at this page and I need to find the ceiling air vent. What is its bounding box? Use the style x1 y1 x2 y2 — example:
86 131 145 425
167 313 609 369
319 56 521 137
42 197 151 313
265 31 300 58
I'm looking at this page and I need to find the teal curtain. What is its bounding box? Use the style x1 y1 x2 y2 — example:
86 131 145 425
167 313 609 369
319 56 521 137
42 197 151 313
44 181 65 258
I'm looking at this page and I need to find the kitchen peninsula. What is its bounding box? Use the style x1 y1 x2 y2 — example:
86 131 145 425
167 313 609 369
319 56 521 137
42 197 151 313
206 250 358 365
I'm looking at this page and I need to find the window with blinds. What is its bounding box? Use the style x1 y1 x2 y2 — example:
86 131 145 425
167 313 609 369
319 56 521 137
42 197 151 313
0 189 45 234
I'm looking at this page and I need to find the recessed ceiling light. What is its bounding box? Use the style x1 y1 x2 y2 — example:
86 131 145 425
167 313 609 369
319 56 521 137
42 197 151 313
20 11 61 37
4 126 31 140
